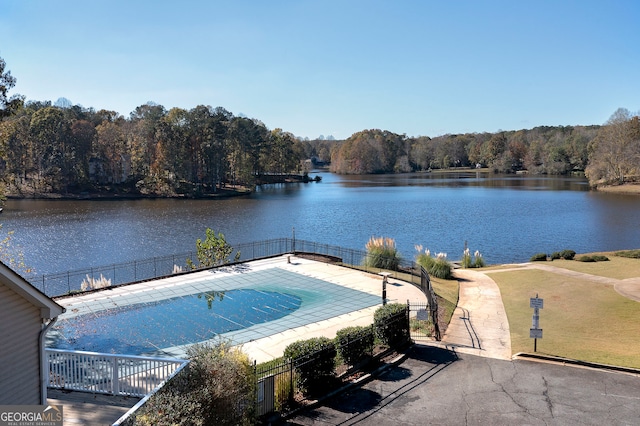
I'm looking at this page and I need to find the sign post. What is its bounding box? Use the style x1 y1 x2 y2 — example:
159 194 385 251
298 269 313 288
529 294 543 352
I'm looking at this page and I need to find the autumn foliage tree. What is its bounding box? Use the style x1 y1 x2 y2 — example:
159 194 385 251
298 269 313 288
586 108 640 186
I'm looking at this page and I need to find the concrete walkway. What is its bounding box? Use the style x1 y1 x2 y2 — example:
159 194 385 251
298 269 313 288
520 262 640 302
432 268 512 360
432 261 640 362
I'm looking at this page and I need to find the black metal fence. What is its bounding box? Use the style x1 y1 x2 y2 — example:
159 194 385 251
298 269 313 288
28 238 426 296
255 308 410 417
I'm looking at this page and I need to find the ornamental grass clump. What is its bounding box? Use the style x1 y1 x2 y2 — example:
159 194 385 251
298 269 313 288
415 245 453 279
364 236 401 270
462 248 486 268
80 274 111 291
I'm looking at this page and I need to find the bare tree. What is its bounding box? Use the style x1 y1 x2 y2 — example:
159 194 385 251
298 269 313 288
586 108 640 186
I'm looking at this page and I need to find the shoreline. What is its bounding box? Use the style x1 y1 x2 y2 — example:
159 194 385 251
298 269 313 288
3 174 320 201
594 183 640 195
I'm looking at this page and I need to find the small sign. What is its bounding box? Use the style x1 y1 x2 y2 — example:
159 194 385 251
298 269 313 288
532 314 540 329
530 297 544 309
416 309 429 321
530 328 543 339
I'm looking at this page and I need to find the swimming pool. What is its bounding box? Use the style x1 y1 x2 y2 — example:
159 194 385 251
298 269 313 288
47 267 382 356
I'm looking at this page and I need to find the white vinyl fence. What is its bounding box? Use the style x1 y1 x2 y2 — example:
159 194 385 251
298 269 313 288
46 348 188 397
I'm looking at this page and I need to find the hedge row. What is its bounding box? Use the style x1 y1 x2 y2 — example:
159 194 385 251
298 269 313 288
283 303 409 396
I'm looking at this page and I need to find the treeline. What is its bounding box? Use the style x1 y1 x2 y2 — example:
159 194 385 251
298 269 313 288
329 108 640 188
0 101 322 197
330 126 597 175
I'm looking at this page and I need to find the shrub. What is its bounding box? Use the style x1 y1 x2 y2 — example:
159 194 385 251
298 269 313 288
364 236 401 270
335 326 374 367
578 254 609 262
560 250 576 260
415 246 453 279
530 253 548 261
550 252 561 260
131 341 255 426
373 303 409 347
614 249 640 259
578 255 596 262
283 337 336 396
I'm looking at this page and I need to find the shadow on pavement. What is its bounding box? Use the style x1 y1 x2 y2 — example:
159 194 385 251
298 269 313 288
280 345 458 425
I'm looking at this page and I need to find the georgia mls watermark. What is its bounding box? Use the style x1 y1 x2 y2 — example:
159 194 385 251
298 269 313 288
0 405 63 426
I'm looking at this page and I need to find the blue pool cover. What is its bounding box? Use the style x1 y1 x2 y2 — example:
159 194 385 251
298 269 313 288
47 267 381 355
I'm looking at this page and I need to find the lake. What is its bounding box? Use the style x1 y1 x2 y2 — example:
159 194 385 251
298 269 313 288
2 171 640 276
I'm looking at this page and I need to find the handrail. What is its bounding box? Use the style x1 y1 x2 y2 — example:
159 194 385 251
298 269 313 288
46 348 188 397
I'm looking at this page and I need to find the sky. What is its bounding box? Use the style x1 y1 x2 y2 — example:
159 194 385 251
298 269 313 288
1 0 639 139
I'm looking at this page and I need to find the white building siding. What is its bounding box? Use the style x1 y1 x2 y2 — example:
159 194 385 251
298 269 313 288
0 284 42 404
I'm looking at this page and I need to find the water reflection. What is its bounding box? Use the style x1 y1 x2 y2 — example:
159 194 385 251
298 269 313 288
2 171 639 273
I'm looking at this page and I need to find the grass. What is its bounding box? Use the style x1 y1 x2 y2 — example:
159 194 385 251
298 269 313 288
544 252 640 280
488 268 640 369
431 277 459 327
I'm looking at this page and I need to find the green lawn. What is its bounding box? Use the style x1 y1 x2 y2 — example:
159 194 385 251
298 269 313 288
488 268 640 369
542 253 640 280
431 277 459 328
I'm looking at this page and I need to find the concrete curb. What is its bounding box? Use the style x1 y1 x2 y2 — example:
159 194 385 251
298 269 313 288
513 352 640 376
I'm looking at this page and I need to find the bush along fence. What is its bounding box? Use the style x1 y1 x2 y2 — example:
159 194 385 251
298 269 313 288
255 304 411 418
119 304 412 425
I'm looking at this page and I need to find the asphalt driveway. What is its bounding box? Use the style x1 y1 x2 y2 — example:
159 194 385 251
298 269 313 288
283 345 640 425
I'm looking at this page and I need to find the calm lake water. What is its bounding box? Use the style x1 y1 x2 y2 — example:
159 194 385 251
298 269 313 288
2 171 640 275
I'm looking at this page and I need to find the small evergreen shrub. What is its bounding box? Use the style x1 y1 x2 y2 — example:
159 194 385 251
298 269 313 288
550 252 562 260
364 236 401 270
578 254 609 262
373 303 409 347
335 326 374 367
283 337 336 396
578 255 596 262
530 253 548 261
560 250 576 260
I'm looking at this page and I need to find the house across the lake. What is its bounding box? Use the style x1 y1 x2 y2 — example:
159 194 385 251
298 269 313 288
0 261 65 404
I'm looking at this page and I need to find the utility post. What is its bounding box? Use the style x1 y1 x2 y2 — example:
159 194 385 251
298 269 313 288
530 293 544 352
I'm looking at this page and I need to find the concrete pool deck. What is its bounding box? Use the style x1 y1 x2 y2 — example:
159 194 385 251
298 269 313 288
52 255 429 363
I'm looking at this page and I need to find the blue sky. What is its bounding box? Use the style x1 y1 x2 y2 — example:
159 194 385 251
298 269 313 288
1 0 638 139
